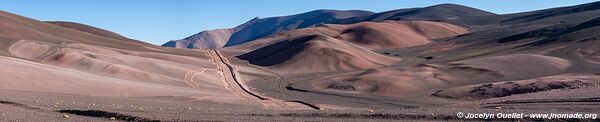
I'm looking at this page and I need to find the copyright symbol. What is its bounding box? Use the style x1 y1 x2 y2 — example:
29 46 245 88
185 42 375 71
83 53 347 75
457 112 464 118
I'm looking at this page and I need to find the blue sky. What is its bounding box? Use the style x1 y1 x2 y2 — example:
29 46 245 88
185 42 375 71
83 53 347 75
0 0 597 45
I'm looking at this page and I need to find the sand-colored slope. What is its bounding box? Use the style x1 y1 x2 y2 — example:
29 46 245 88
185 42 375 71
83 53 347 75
0 10 252 103
46 21 150 45
450 54 571 78
432 74 600 100
303 54 571 98
0 56 206 97
237 35 401 74
0 11 147 51
0 10 208 57
3 39 233 97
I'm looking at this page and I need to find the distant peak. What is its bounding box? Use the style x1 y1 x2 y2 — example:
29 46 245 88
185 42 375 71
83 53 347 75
249 16 262 22
425 3 483 9
307 9 373 14
431 3 464 7
245 16 262 23
424 3 497 15
308 9 338 13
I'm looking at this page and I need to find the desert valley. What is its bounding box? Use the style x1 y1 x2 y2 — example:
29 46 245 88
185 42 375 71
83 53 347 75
1 1 600 121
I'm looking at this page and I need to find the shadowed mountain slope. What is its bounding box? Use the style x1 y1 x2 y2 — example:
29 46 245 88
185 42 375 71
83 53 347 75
167 4 493 49
230 20 468 51
224 9 374 47
334 3 496 24
237 35 401 74
162 17 261 49
162 28 234 49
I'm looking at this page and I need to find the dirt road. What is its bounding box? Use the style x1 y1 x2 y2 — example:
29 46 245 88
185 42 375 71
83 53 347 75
208 50 318 110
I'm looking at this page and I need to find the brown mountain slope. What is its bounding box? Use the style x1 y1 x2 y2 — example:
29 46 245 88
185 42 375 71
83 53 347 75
224 10 374 47
232 21 466 74
163 28 233 49
300 54 571 98
162 17 261 49
331 21 468 49
229 20 467 51
237 35 401 74
0 10 240 100
0 11 149 52
169 4 492 50
46 21 150 45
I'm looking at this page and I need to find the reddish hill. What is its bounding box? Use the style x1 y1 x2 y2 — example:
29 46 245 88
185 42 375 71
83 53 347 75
331 21 468 49
0 10 233 98
231 20 468 51
237 35 401 74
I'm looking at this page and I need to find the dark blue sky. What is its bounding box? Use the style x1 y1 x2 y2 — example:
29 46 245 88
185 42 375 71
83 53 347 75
0 0 597 45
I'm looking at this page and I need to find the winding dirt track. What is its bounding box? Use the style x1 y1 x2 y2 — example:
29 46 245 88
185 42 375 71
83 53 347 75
208 50 318 110
183 71 201 89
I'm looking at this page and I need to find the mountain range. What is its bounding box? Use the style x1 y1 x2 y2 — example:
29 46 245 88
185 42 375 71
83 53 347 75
163 3 493 49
